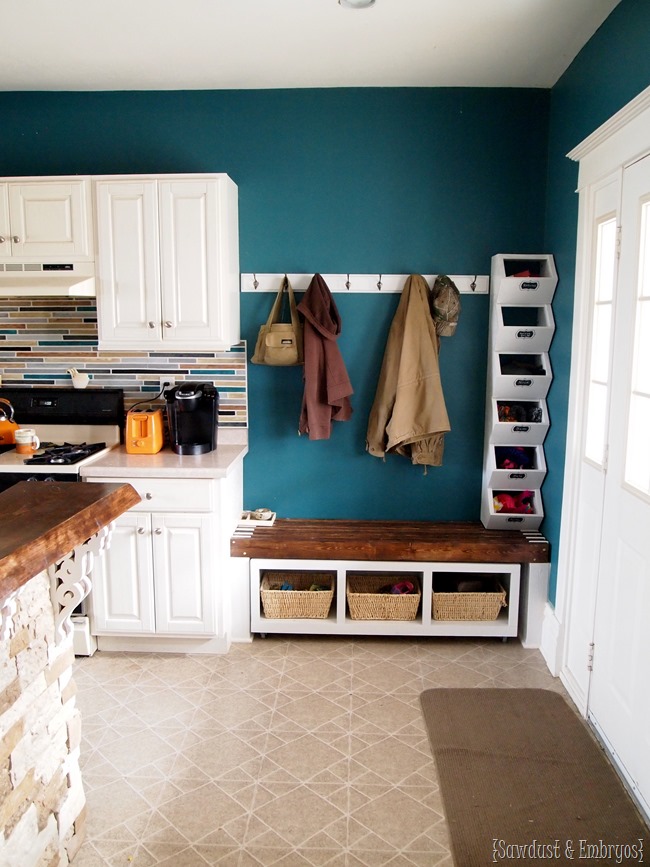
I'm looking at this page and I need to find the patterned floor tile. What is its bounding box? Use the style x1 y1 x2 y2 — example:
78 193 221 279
75 636 564 864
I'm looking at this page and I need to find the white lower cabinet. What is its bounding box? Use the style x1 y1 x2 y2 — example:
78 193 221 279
87 477 218 638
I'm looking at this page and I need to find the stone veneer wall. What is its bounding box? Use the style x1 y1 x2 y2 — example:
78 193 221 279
0 298 248 427
0 572 84 865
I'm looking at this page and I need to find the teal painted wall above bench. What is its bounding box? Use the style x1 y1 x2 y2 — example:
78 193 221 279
0 87 550 524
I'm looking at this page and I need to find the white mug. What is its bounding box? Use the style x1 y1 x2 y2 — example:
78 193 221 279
15 428 40 454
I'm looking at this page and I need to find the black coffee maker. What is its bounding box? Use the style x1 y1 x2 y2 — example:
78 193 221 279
165 382 218 455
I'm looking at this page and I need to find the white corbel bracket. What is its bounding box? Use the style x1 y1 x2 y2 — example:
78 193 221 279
1 590 22 642
48 522 115 643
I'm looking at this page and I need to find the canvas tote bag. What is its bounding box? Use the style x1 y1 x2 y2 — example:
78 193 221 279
251 275 304 365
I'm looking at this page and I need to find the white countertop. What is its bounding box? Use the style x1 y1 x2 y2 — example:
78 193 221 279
80 429 248 480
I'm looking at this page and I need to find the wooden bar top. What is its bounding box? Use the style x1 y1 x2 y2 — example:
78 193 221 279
230 519 549 564
0 481 140 602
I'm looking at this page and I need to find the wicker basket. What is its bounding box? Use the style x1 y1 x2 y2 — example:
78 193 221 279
346 573 421 621
432 577 507 622
260 571 335 619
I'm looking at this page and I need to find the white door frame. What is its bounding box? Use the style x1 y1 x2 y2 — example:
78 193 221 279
542 84 650 692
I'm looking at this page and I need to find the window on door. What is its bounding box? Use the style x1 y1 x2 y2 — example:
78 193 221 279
624 197 650 497
584 216 617 466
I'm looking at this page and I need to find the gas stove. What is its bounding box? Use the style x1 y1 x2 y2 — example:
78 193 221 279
0 387 124 493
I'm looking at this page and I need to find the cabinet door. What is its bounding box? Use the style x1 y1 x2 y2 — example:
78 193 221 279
0 184 10 258
95 181 162 346
159 179 230 346
151 513 216 635
90 513 156 634
4 181 92 259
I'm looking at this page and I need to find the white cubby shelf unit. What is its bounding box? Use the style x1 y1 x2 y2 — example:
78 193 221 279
481 254 558 531
250 558 521 640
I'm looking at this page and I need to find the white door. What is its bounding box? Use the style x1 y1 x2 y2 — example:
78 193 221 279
5 181 91 259
152 513 216 635
159 180 224 345
95 180 162 345
90 512 156 634
588 153 650 813
561 175 621 704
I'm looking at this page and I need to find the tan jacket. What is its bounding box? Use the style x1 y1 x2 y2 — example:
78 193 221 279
366 274 450 466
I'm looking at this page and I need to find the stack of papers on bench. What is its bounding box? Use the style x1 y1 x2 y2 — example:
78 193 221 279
233 510 277 537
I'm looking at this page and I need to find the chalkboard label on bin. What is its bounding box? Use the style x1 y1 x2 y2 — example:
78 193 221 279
520 281 539 291
507 516 524 522
515 379 533 386
513 425 530 432
509 472 526 479
516 330 535 339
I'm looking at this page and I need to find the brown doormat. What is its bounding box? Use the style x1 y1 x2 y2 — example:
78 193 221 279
420 688 648 866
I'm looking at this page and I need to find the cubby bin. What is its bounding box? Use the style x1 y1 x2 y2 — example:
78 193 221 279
481 488 544 530
492 253 558 304
259 570 336 619
486 444 547 489
489 399 549 444
346 572 422 621
492 352 552 399
493 305 555 352
431 572 508 622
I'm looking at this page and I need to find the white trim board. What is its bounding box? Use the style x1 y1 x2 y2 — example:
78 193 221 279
240 273 489 294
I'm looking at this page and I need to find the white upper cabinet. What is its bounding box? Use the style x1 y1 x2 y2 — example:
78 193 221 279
0 179 93 261
95 174 240 350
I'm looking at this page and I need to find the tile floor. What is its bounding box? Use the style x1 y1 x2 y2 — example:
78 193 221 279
73 636 567 866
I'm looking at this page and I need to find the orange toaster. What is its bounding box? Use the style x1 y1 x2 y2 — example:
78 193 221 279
125 408 164 454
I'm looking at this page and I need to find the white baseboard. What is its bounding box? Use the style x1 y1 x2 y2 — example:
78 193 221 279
96 634 231 654
539 602 562 676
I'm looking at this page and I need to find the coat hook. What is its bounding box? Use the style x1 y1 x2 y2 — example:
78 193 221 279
346 274 351 290
470 275 477 292
253 274 259 290
377 274 383 291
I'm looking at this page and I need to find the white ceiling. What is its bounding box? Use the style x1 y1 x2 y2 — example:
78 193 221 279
2 0 621 92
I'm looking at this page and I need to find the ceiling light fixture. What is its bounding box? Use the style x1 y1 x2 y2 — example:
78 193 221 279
338 0 375 8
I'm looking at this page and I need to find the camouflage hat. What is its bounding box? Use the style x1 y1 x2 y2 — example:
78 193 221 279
431 275 461 336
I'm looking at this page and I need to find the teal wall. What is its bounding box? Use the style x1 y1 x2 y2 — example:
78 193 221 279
542 0 650 600
0 88 549 522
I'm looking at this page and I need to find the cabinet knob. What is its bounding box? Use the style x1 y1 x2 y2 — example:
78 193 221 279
0 236 5 243
12 236 20 244
148 321 155 329
137 527 146 535
164 321 173 328
154 527 163 535
145 492 153 500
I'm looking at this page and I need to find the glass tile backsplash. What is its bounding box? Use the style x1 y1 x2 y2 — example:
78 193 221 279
0 299 248 427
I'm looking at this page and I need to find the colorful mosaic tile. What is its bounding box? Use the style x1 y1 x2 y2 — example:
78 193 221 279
0 299 248 427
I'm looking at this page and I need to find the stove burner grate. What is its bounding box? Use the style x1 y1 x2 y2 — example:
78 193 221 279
23 442 107 466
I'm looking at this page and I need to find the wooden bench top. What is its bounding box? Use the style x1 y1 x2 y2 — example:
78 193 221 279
230 519 549 564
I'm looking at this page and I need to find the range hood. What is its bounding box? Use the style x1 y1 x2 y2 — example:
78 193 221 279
0 262 96 297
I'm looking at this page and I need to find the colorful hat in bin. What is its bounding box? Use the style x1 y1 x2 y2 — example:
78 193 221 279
431 275 461 336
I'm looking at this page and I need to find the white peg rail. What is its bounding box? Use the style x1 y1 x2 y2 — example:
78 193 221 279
241 273 489 294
